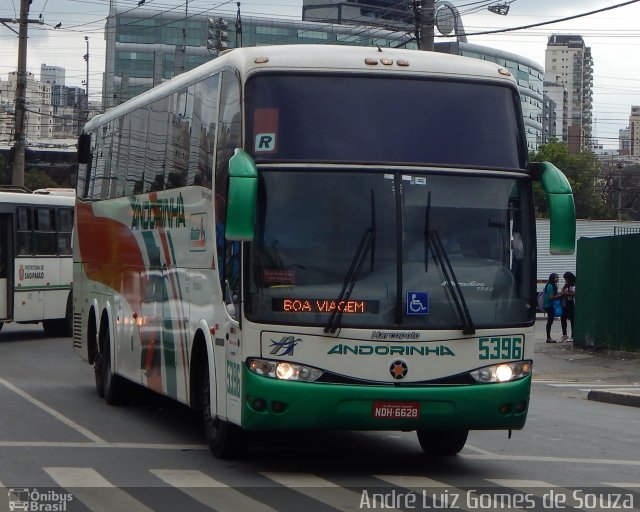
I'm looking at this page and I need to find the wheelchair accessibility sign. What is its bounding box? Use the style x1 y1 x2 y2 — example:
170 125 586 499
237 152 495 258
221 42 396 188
406 291 429 316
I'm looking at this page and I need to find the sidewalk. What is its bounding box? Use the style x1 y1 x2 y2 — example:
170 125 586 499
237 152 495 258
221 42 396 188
532 315 640 408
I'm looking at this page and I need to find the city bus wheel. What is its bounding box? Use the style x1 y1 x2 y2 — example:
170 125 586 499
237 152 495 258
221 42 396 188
201 360 245 459
417 429 468 456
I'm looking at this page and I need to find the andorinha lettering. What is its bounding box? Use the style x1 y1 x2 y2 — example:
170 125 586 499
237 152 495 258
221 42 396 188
131 193 186 230
272 298 379 314
327 344 455 356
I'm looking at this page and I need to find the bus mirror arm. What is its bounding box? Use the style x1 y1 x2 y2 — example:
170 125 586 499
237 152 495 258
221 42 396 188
531 161 576 255
225 149 258 241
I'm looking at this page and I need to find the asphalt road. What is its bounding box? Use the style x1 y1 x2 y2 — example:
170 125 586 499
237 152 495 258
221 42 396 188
0 321 638 512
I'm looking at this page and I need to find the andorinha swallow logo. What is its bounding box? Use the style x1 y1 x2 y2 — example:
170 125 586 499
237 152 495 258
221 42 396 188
269 336 302 356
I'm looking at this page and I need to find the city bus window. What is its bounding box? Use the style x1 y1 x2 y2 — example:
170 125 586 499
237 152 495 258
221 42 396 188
16 207 32 255
57 208 73 255
34 208 56 255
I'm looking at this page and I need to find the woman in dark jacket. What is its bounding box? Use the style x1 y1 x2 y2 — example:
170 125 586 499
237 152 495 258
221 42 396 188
543 273 562 343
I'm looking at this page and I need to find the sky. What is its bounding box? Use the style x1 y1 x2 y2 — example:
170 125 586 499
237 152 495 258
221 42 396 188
1 0 639 149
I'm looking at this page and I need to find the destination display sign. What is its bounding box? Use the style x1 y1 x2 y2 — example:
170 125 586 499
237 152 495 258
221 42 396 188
272 298 379 314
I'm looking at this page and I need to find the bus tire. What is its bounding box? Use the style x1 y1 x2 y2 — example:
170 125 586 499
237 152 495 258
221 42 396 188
97 324 125 405
417 429 468 456
201 359 245 459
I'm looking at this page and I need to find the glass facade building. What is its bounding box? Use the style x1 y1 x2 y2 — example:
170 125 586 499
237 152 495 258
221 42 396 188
103 8 544 150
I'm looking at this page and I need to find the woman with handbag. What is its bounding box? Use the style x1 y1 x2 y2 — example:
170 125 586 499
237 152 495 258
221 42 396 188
543 273 563 343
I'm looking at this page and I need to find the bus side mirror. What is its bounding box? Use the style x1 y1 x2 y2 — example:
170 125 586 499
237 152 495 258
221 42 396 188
225 148 257 241
531 161 576 255
78 133 91 164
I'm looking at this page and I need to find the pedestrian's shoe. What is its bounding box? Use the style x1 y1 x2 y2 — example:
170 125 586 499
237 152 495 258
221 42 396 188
546 339 557 343
560 335 568 342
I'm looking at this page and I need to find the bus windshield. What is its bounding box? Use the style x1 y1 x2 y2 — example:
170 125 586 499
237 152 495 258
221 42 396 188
245 74 525 169
245 171 534 330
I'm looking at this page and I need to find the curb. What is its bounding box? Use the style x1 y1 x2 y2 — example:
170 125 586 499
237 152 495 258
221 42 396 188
587 390 640 408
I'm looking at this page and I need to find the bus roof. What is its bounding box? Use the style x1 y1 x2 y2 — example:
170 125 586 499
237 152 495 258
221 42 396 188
84 45 518 132
0 190 75 207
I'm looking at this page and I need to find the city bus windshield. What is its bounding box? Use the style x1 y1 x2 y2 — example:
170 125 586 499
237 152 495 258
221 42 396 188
245 171 535 330
245 74 526 169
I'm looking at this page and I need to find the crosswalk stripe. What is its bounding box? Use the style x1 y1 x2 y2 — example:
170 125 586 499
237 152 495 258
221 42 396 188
488 479 556 488
261 472 392 512
44 467 153 512
151 469 278 512
374 475 451 488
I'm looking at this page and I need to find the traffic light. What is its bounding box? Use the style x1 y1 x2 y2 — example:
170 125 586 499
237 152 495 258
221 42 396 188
207 17 229 53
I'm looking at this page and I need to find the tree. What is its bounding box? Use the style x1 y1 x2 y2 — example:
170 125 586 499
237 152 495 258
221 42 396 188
530 140 613 219
24 169 61 191
0 155 9 185
599 163 640 221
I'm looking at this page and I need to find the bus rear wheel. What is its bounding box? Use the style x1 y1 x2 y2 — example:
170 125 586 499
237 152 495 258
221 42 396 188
94 324 125 405
201 360 245 459
417 429 468 456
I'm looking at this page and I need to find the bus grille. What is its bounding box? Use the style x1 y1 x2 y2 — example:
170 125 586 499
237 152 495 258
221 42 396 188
72 313 82 349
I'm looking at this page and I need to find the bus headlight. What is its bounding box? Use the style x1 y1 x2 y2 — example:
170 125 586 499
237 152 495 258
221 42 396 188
470 360 532 383
248 359 324 382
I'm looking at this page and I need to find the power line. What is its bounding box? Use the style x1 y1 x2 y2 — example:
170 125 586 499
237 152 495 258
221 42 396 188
448 0 640 37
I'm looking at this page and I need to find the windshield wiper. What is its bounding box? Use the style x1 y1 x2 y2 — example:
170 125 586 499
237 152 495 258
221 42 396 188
324 191 377 334
428 231 476 335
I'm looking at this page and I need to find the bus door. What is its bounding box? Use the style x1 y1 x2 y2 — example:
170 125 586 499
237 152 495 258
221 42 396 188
0 213 12 320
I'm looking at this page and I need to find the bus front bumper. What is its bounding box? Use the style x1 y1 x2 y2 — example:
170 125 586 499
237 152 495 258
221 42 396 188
241 369 530 431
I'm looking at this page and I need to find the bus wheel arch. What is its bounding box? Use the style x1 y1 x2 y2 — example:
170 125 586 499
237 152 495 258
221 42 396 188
194 329 245 459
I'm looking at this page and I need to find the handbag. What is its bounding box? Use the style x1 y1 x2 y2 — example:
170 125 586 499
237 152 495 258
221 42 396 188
553 298 563 317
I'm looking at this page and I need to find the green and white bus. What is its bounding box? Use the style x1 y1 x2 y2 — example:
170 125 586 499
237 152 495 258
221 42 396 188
0 188 74 336
74 45 575 457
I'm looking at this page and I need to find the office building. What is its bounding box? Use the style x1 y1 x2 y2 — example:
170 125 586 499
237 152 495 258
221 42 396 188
630 107 640 157
41 64 66 86
102 2 546 150
544 34 593 153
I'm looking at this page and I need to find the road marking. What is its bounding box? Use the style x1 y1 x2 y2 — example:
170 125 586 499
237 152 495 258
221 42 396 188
151 469 278 512
534 381 640 388
262 472 380 512
0 441 208 449
465 454 640 466
602 482 640 488
488 479 556 487
0 378 105 443
44 467 153 512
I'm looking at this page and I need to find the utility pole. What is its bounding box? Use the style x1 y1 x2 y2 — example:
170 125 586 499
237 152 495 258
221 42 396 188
12 0 30 186
84 36 89 97
1 0 44 186
419 0 435 51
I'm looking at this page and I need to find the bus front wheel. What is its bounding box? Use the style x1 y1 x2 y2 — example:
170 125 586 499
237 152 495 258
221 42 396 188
417 429 468 456
201 360 245 459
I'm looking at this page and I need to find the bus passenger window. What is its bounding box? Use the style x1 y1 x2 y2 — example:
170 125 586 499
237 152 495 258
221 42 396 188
57 208 73 255
16 207 32 255
34 208 56 255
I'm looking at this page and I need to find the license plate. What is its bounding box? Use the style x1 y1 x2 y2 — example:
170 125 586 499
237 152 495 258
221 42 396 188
372 401 420 419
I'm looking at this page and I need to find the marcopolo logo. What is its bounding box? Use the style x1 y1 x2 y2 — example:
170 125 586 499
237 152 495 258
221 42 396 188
7 488 73 512
269 336 302 357
371 331 420 340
